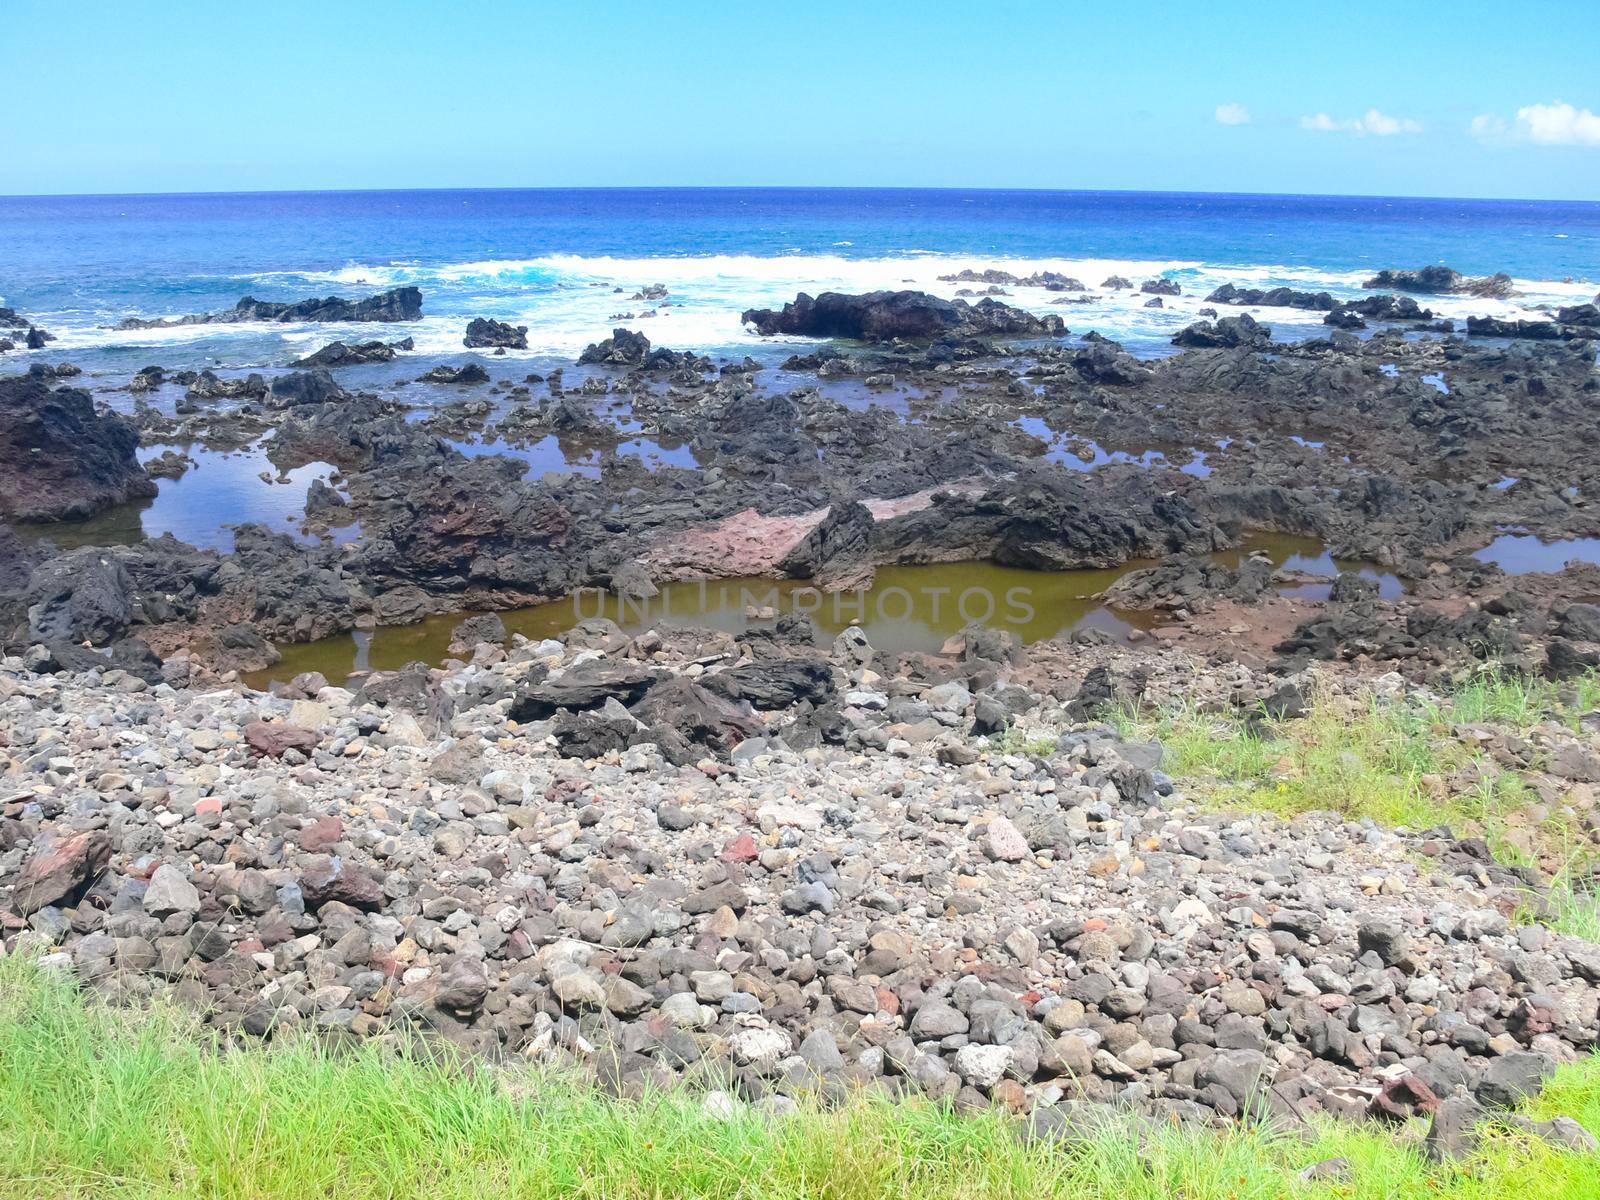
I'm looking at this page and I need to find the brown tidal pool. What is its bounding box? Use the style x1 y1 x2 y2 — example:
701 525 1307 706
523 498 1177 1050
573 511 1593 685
245 533 1399 690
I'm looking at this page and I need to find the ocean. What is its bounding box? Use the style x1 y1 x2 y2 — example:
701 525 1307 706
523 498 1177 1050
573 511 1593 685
3 187 1598 378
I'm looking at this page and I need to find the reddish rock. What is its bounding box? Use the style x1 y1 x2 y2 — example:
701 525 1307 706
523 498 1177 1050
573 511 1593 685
6 829 111 915
720 832 760 864
194 797 224 818
299 815 344 853
298 855 383 910
244 721 319 758
1371 1074 1440 1121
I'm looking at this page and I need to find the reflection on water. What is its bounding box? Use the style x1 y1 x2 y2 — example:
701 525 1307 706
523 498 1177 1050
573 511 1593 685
1012 417 1216 476
1473 534 1600 574
246 559 1152 690
1213 533 1404 599
446 433 699 479
245 533 1405 690
15 441 357 553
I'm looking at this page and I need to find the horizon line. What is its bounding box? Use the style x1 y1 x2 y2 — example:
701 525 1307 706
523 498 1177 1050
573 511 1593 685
2 183 1597 206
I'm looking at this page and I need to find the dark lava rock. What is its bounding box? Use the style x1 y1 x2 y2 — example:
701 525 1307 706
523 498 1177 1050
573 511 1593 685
22 549 135 644
1475 1051 1554 1108
1363 266 1514 298
464 318 528 350
579 327 653 367
116 287 423 329
704 656 836 709
1171 313 1272 349
1102 555 1273 611
777 499 875 591
291 338 413 368
1140 278 1181 297
740 290 1064 342
0 375 155 521
1206 283 1335 310
266 370 348 409
419 364 490 385
1330 294 1435 323
1466 316 1578 341
509 662 657 720
630 677 761 762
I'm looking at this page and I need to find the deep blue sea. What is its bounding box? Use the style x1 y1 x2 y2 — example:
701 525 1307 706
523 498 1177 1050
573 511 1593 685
2 187 1597 373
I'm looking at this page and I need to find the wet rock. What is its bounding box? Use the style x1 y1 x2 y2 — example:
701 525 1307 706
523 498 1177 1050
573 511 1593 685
419 364 490 385
117 287 422 329
741 290 1064 342
266 370 348 409
464 318 528 350
1363 266 1514 297
290 338 412 368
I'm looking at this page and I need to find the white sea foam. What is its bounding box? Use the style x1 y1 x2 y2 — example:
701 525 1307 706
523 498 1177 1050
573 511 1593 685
28 251 1600 364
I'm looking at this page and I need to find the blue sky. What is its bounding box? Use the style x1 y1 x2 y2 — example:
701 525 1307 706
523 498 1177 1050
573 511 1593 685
4 1 1598 199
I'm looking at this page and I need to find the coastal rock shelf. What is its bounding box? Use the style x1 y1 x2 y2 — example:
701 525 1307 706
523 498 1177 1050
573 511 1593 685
3 216 1600 1156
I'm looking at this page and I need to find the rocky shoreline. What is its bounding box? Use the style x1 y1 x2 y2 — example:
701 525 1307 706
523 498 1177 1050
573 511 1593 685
3 266 1600 1154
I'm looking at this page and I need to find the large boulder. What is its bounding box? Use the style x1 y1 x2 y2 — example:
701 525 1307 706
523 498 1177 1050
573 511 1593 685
1362 266 1514 298
1171 313 1272 349
741 290 1064 342
778 500 875 591
464 318 528 350
4 830 112 916
630 677 761 762
266 370 348 408
290 338 413 368
578 328 653 367
1206 283 1335 310
0 375 155 521
509 662 657 721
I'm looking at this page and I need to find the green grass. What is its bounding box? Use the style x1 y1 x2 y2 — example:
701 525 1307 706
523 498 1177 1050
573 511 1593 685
1108 668 1600 941
2 954 1599 1199
1108 670 1596 841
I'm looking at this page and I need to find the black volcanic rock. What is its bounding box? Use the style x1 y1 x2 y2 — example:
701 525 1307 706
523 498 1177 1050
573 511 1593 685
464 318 528 350
1363 266 1515 298
267 370 349 408
1171 313 1272 349
115 286 422 329
1327 295 1435 324
291 338 413 367
778 499 876 592
419 363 490 385
579 328 653 366
1465 316 1565 340
0 375 156 521
1206 283 1336 310
741 290 1064 342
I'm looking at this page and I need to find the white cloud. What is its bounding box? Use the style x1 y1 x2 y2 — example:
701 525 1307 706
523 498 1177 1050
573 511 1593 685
1214 103 1251 126
1469 113 1508 140
1471 102 1600 146
1300 108 1422 137
1516 101 1600 146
